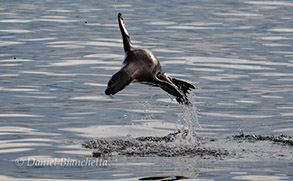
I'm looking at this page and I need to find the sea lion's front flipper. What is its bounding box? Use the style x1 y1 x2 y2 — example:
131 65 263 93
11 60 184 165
105 69 134 95
118 13 132 52
155 73 193 106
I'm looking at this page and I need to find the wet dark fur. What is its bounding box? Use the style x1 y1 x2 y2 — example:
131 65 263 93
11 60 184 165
105 13 195 105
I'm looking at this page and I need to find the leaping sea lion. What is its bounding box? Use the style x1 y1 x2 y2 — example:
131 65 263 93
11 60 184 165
105 13 195 106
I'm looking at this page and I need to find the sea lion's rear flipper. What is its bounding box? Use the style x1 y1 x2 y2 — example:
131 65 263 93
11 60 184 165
170 78 195 95
105 69 133 95
155 73 193 106
118 13 132 52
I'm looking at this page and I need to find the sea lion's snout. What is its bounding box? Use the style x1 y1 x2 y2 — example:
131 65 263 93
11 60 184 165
104 88 111 95
105 70 133 96
104 79 118 95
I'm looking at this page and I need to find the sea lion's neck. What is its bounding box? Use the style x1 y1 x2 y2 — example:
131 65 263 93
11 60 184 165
118 13 132 52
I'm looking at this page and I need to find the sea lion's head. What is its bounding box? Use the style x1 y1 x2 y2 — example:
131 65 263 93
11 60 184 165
105 70 133 95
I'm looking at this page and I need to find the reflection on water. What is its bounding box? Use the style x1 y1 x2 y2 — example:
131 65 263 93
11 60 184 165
0 0 292 180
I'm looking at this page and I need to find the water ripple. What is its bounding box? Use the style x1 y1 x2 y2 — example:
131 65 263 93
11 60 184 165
0 0 292 180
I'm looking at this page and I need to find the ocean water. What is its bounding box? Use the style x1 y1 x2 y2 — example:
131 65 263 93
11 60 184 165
0 0 292 180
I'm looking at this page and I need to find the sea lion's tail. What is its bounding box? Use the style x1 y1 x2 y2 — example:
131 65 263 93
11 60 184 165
118 13 132 52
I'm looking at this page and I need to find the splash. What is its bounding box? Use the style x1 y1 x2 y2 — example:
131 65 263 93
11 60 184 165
175 92 201 145
82 130 228 157
82 90 229 157
82 93 229 157
233 131 293 146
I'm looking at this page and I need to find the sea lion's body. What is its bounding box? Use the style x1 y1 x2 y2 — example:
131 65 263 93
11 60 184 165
124 49 161 83
105 13 195 105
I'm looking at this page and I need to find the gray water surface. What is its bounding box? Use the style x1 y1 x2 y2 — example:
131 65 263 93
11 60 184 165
0 0 292 180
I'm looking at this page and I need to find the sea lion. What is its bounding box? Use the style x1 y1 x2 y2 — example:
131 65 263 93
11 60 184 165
105 13 195 106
